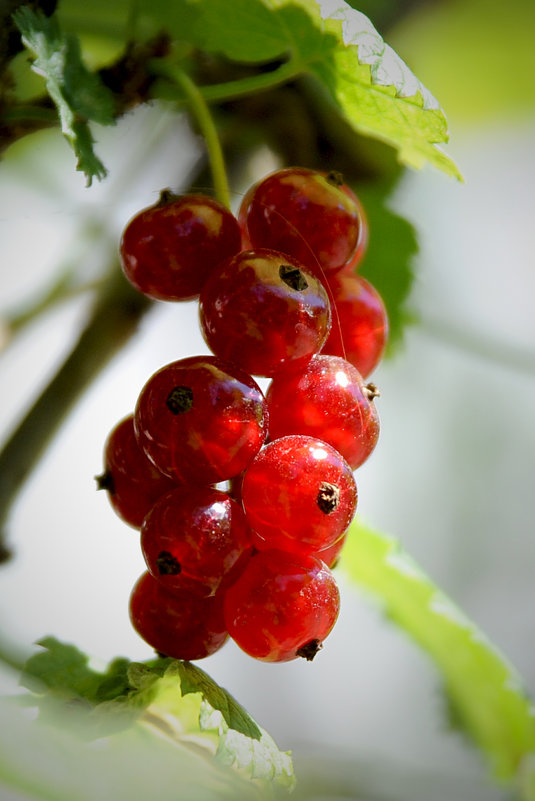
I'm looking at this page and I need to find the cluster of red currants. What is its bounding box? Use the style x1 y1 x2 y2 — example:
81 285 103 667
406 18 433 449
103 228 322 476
98 167 388 663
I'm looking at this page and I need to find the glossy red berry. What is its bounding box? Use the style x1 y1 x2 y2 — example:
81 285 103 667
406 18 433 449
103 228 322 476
134 356 268 484
238 167 364 277
120 192 242 301
312 531 348 569
322 272 388 378
241 435 357 555
96 415 179 528
141 486 252 598
224 549 340 662
266 355 380 470
129 571 228 660
199 248 331 378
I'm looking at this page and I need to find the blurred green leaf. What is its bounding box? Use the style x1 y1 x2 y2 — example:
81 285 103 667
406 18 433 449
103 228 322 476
355 179 418 352
12 6 115 184
19 637 294 790
0 694 258 801
341 520 535 794
390 0 535 122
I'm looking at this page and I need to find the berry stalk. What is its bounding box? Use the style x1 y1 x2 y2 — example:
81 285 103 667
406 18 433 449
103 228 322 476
150 62 231 209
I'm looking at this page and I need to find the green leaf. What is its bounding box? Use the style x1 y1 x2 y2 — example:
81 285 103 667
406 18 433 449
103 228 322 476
0 694 258 801
340 520 535 794
355 179 418 353
21 636 103 702
12 7 116 185
200 705 296 789
19 638 294 790
172 659 263 740
154 0 460 178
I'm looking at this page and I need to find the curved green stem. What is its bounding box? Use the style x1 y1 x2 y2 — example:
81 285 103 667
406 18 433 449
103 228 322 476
194 59 302 103
150 63 231 209
151 57 302 105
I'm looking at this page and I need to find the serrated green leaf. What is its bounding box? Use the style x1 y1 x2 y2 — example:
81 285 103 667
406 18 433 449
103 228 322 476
21 636 103 701
340 520 535 794
172 659 262 741
12 7 115 184
151 0 460 178
200 704 296 790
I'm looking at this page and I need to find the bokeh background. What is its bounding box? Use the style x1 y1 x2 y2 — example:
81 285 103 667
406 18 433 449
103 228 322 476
0 1 534 799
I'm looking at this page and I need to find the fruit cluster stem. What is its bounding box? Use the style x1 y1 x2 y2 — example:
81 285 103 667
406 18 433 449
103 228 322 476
0 267 150 563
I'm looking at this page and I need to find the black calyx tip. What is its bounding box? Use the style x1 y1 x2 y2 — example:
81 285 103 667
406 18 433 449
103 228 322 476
95 470 115 494
326 170 344 187
156 188 179 208
279 264 308 292
166 385 193 415
296 639 322 661
156 551 181 575
317 482 340 515
364 382 380 401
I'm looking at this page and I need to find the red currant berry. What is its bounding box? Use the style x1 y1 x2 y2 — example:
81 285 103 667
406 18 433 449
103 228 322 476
224 549 340 662
134 356 268 484
312 531 348 569
120 192 242 301
241 435 357 555
141 486 252 598
96 415 179 528
238 167 364 277
322 272 388 378
129 571 228 660
199 249 331 378
266 355 380 470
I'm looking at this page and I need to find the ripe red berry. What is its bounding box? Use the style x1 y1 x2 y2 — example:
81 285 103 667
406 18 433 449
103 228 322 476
141 486 252 598
134 356 268 484
129 571 228 660
199 248 331 378
120 192 242 301
322 272 388 378
266 355 380 470
238 167 364 277
96 415 179 528
224 549 340 662
241 435 357 555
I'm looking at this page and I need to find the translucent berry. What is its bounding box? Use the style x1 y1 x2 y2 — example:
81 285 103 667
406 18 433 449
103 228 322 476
238 167 365 277
241 435 357 555
199 248 331 377
96 415 178 528
129 571 228 660
266 355 380 470
120 192 242 301
134 356 268 484
141 486 252 598
323 272 388 378
224 549 340 662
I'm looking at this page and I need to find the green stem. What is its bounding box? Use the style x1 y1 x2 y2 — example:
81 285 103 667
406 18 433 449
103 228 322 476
150 63 231 209
422 315 535 376
4 276 102 341
1 105 58 123
0 267 150 563
151 57 302 105
194 59 302 103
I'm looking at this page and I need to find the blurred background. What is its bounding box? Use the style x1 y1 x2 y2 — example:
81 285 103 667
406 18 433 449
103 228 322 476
0 1 534 799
